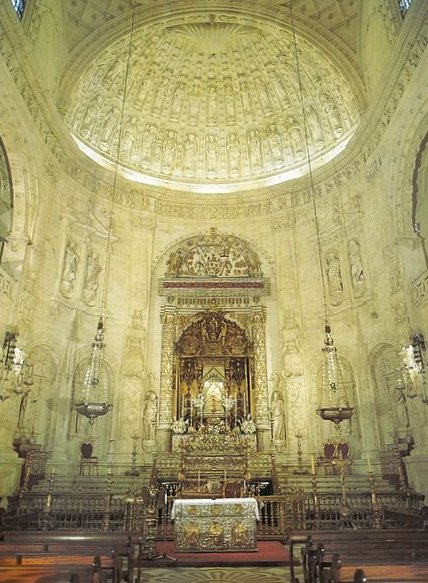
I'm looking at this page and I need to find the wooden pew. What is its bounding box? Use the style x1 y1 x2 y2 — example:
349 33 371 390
289 528 428 565
0 554 111 582
296 536 341 583
0 532 134 582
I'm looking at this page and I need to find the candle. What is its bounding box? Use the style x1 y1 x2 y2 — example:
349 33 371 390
224 469 227 483
198 470 200 488
311 455 315 475
367 455 372 473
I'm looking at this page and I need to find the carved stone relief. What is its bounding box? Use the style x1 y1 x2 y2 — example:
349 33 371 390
64 13 360 190
166 230 262 279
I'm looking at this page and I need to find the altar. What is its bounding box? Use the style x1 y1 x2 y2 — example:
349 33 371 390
171 498 259 552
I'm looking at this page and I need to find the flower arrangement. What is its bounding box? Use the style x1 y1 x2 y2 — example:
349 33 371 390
221 396 236 411
240 416 256 434
171 418 187 434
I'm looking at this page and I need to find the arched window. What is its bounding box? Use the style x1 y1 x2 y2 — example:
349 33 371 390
10 0 26 18
399 0 413 16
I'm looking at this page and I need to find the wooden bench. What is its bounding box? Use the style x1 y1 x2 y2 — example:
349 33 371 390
289 528 428 565
0 553 113 582
0 532 135 582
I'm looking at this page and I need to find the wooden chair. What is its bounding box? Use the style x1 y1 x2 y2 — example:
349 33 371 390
78 443 98 476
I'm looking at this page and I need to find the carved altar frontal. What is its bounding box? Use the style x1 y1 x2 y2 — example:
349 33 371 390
171 498 259 552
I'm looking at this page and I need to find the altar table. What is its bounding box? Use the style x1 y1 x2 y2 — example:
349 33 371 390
171 497 259 552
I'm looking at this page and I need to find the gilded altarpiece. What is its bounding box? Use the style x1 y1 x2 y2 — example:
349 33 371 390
158 230 271 453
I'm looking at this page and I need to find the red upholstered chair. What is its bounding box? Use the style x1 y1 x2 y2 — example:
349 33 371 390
79 442 98 476
323 442 336 460
337 441 350 460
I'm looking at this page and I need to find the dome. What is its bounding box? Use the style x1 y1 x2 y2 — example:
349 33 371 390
64 5 362 194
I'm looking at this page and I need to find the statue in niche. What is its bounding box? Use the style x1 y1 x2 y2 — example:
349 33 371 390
183 133 198 177
325 252 344 296
281 314 303 376
123 335 143 377
320 90 343 137
80 95 103 138
239 79 253 118
270 390 286 441
60 241 79 298
267 124 284 167
269 68 290 106
204 378 224 415
224 79 236 122
205 135 219 177
162 129 177 174
306 104 325 151
170 81 185 118
254 76 272 113
121 116 138 160
141 123 158 165
286 114 304 160
348 239 366 296
206 84 218 124
100 107 120 151
189 78 202 120
393 381 410 433
83 250 102 305
248 129 263 173
151 72 170 114
142 392 158 441
226 133 241 176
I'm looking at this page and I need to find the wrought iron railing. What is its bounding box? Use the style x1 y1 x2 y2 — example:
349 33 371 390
4 488 424 534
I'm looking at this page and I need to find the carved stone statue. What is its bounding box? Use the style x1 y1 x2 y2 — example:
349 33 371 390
60 241 79 298
83 250 102 305
270 390 286 441
325 251 343 296
142 392 158 441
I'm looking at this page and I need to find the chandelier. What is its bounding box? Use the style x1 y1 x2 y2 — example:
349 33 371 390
74 5 137 423
317 325 353 427
0 330 33 402
74 317 112 423
289 3 353 428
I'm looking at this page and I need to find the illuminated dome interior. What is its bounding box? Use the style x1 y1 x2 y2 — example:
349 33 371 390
64 8 361 194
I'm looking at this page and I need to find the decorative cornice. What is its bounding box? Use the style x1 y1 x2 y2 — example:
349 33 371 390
0 2 426 218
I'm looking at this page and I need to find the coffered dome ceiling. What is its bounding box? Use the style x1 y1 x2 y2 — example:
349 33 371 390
64 4 363 194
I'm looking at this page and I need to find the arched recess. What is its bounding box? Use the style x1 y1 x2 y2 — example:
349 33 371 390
23 343 59 452
156 228 272 453
174 311 253 430
370 343 411 450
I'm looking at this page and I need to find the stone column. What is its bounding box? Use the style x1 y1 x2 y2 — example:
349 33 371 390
157 306 177 452
250 306 270 452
